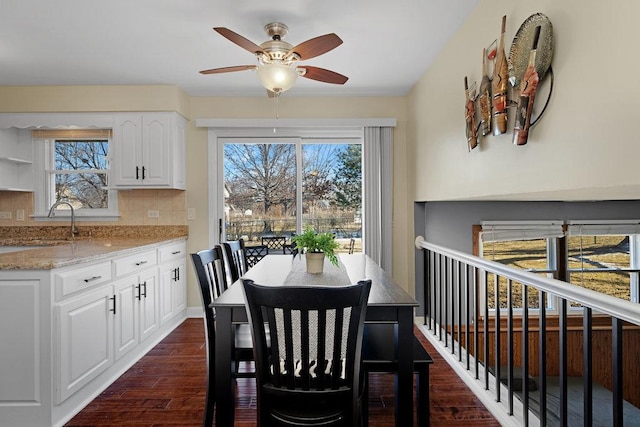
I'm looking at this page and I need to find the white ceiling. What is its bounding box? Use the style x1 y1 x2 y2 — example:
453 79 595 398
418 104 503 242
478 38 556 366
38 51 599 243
0 0 478 97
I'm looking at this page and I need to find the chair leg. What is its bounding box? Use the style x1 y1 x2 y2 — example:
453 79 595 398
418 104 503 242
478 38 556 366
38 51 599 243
204 353 215 426
362 374 369 426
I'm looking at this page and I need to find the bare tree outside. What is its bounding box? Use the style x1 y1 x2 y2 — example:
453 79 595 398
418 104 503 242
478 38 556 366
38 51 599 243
224 141 362 251
54 140 109 208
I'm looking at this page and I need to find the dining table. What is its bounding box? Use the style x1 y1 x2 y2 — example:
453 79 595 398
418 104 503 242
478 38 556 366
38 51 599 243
211 253 419 426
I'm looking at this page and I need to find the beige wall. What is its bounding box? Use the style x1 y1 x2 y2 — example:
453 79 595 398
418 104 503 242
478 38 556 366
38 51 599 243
408 0 640 202
187 96 412 305
0 87 413 309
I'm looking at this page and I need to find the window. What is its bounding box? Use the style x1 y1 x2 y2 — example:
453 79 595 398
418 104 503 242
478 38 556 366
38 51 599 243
480 221 563 310
33 129 118 219
478 220 640 307
222 138 362 253
567 222 640 303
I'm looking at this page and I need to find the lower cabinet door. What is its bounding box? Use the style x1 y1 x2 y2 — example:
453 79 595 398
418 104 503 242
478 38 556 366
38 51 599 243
139 270 159 342
113 278 139 360
56 286 114 404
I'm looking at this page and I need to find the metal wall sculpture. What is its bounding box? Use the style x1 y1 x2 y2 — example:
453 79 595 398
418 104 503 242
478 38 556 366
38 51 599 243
464 13 554 150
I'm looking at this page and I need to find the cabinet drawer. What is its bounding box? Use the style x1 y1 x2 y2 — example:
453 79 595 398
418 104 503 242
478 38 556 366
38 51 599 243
114 250 157 278
158 242 186 263
55 261 112 299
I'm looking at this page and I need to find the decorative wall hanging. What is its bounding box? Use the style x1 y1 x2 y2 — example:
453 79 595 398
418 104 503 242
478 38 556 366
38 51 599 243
464 77 478 150
464 13 554 150
491 15 509 136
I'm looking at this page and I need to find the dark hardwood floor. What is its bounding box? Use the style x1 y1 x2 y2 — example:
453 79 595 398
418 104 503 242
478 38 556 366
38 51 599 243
66 318 499 426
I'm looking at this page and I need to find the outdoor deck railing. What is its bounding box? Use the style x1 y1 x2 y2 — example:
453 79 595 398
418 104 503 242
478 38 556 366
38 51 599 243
415 237 640 427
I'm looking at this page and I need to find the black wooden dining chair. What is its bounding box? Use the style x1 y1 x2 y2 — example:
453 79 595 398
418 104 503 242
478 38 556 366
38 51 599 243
191 247 257 426
261 236 288 254
190 247 224 426
221 239 249 284
241 279 372 427
245 245 268 268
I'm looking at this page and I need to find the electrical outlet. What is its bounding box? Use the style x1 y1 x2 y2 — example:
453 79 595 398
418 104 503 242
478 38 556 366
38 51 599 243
0 211 11 219
16 210 25 221
147 210 160 218
187 208 196 220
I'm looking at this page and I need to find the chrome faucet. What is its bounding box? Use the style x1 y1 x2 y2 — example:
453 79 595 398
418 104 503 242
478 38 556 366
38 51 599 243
48 201 79 238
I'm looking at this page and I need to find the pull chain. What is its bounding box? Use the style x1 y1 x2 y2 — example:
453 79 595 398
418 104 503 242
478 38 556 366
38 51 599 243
273 92 280 119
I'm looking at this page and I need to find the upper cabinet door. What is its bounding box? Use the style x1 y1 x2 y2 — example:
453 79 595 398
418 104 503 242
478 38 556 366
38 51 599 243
140 113 170 187
112 114 143 187
111 112 186 189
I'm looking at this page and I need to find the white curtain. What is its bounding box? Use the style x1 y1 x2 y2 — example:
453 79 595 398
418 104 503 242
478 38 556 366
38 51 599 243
363 127 393 273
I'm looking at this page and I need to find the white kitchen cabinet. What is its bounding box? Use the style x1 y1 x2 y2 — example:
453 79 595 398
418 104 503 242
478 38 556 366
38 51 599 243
158 242 186 325
0 239 187 427
56 286 114 404
112 112 186 189
112 268 159 360
0 127 33 191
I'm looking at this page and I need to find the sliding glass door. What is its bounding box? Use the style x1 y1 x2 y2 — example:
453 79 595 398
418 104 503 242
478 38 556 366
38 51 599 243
221 138 362 254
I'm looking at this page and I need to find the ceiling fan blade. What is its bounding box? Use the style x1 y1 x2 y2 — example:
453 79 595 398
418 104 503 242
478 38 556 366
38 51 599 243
299 66 348 85
199 65 257 75
213 27 263 54
288 33 343 60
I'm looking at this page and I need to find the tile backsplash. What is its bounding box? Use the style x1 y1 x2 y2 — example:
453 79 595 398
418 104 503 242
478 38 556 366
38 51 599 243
0 189 186 226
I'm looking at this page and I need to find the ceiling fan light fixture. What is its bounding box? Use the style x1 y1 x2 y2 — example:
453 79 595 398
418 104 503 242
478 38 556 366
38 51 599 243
256 63 298 93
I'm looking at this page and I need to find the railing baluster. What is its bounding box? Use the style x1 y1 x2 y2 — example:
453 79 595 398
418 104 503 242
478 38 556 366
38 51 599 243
559 298 568 427
495 273 501 402
584 307 593 427
474 266 479 379
430 250 436 332
450 257 456 354
424 249 430 327
438 253 443 341
523 284 529 426
539 290 547 426
458 259 463 361
507 278 514 415
484 270 490 390
465 263 471 371
612 317 623 427
444 256 449 348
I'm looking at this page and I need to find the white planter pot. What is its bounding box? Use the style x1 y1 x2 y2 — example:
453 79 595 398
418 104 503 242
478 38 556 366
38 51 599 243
305 252 325 274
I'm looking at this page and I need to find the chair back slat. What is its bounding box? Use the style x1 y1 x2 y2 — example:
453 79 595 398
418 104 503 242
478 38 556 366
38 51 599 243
221 239 249 286
242 279 371 426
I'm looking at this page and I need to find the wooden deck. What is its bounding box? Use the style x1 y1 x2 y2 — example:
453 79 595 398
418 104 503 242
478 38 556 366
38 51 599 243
65 318 499 426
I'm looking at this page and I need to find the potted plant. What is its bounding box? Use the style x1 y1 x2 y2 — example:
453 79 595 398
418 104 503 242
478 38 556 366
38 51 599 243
291 227 340 273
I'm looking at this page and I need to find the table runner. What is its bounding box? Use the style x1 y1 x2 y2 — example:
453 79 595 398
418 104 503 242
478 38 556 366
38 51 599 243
284 254 353 286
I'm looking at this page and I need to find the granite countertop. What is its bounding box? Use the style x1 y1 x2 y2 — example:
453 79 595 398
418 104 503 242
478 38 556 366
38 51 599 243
0 226 188 270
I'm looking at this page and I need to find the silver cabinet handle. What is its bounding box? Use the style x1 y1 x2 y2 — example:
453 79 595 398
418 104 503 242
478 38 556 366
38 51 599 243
84 275 102 283
135 260 148 266
171 250 181 255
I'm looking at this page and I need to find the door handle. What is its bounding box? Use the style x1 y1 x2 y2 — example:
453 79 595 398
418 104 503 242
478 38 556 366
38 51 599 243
141 281 147 298
136 284 142 300
109 295 116 314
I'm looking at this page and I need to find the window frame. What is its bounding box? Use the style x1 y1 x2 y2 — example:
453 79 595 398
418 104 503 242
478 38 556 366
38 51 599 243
33 135 119 220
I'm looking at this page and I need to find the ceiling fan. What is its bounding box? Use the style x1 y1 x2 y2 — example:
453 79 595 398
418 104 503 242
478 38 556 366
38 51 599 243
199 23 348 97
